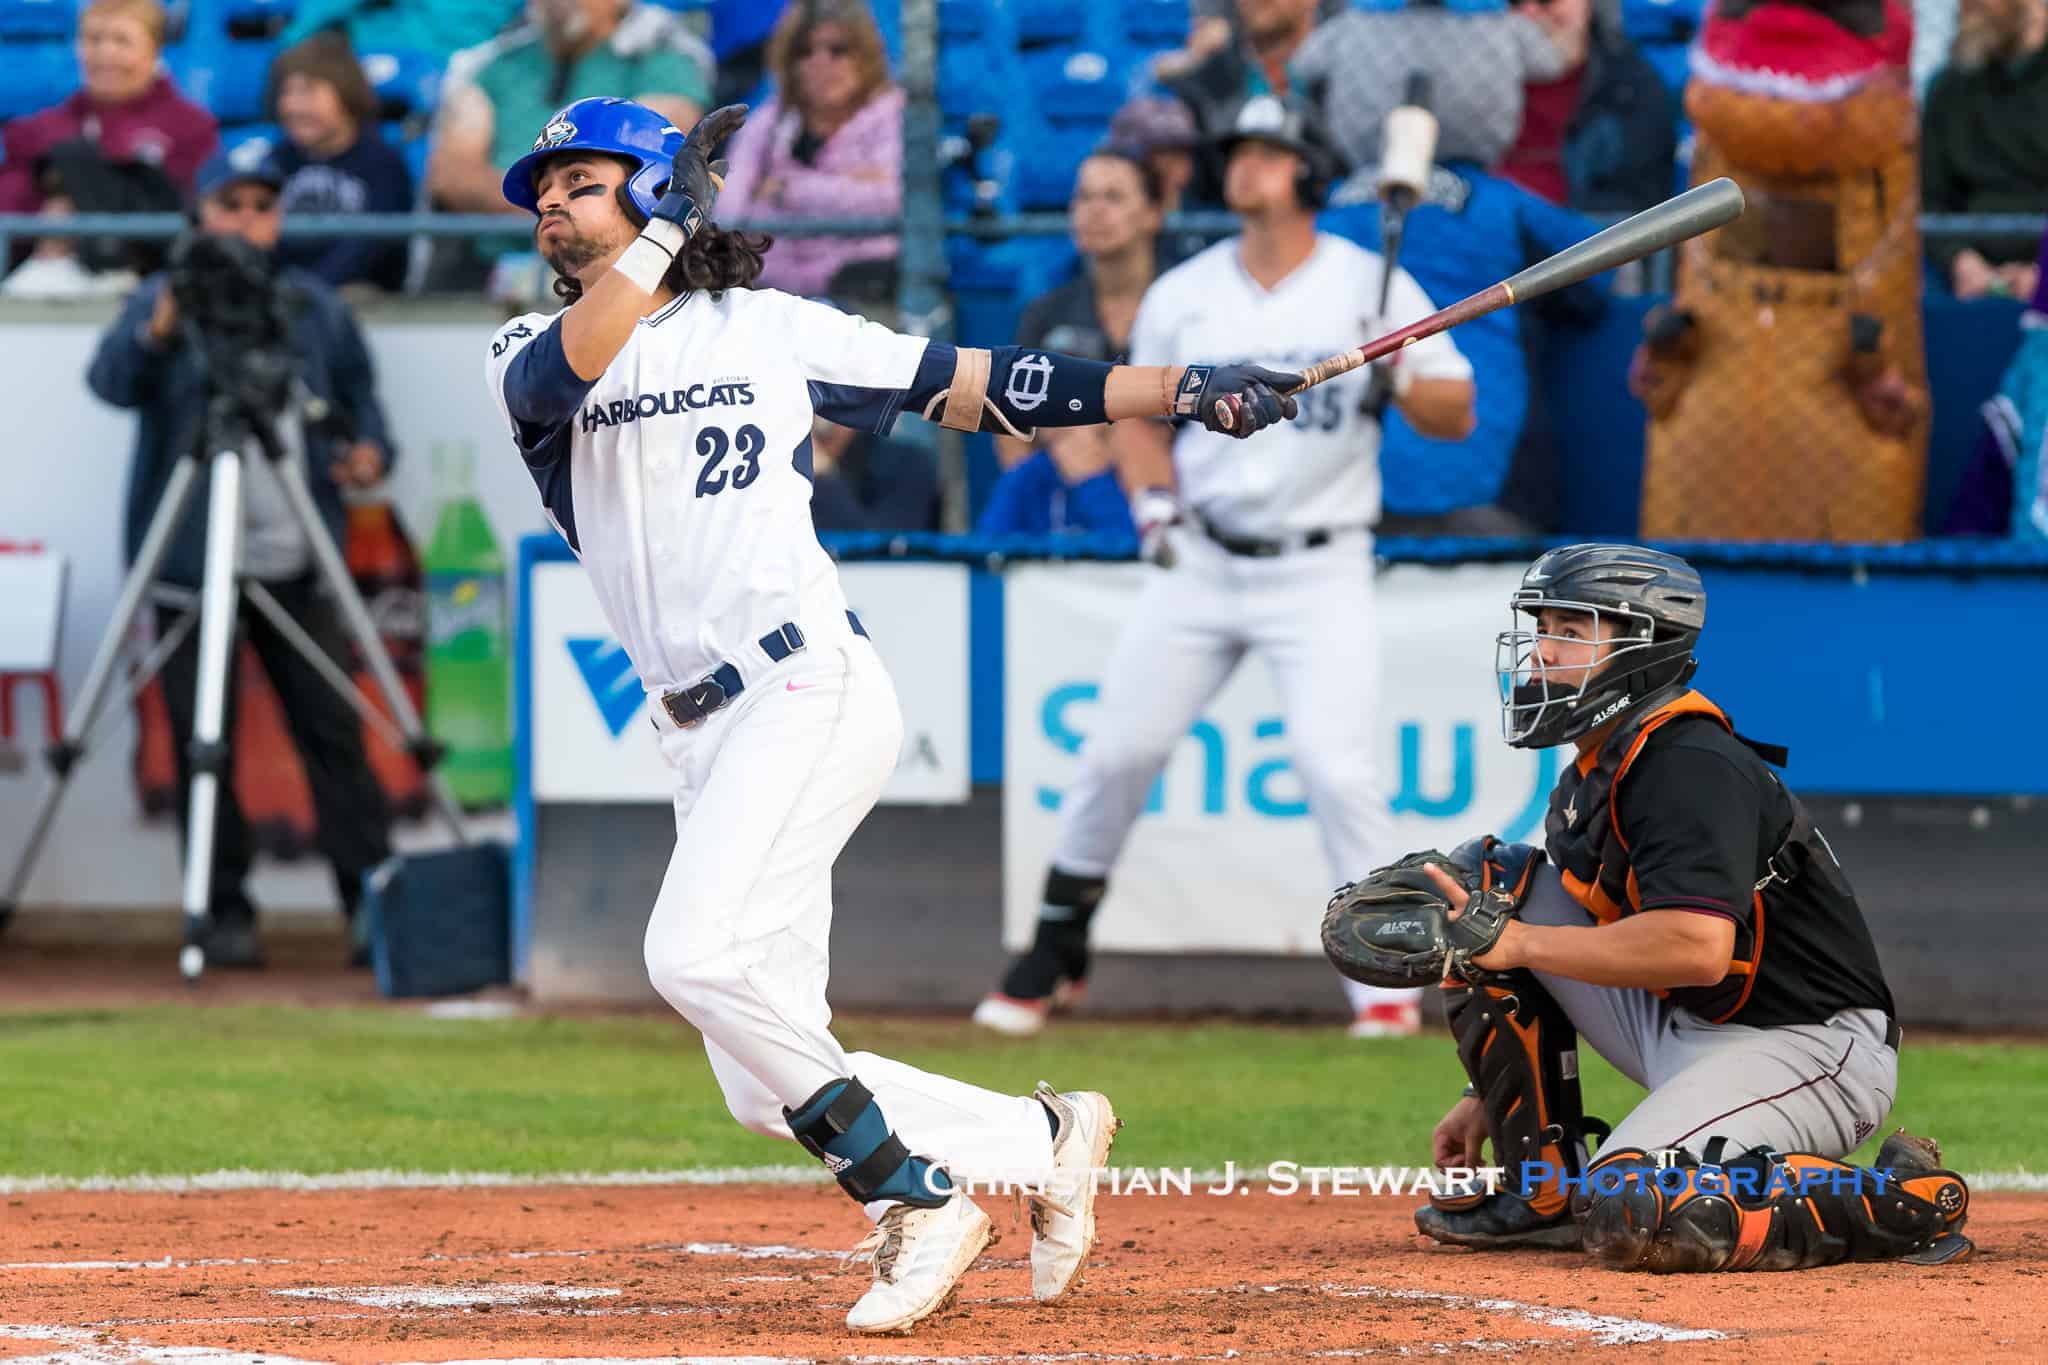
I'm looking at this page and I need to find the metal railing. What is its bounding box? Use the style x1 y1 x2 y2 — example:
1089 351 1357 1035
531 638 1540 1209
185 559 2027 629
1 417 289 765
6 210 2035 282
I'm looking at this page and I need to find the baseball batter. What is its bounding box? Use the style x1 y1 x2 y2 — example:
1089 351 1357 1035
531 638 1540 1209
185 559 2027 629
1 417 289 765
975 95 1477 1041
484 97 1306 1334
1326 544 1974 1270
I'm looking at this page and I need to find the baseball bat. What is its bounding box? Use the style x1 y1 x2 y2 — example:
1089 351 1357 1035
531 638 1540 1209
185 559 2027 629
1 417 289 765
1286 177 1746 401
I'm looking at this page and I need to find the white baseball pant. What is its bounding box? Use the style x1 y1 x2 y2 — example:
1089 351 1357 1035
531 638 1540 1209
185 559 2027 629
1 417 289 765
1050 528 1416 1012
642 632 1053 1198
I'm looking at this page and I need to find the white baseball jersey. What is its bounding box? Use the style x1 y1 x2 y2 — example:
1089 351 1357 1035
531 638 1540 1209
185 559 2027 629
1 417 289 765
1130 233 1472 537
485 289 932 693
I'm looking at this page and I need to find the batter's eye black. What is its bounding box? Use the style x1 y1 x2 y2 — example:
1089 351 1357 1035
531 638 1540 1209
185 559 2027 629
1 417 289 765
567 183 609 200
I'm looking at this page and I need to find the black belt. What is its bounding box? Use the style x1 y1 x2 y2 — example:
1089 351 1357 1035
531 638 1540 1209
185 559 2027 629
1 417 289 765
656 612 867 731
1195 512 1339 558
1884 1015 1902 1050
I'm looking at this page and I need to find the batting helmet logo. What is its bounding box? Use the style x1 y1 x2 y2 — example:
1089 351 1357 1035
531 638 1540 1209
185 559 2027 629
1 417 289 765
502 97 687 219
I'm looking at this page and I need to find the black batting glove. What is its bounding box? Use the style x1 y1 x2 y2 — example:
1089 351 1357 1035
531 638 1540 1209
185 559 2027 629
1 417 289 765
652 103 748 237
1174 363 1304 438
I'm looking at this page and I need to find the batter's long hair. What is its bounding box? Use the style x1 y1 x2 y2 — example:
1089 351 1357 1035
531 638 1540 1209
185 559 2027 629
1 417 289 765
553 223 775 304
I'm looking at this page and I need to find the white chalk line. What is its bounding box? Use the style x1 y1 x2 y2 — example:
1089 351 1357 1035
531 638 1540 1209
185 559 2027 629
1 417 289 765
273 1283 619 1309
0 1260 1724 1355
5 1164 2043 1195
1326 1285 1723 1346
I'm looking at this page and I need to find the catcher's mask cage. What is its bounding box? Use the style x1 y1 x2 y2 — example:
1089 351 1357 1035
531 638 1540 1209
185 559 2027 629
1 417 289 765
1495 598 1697 750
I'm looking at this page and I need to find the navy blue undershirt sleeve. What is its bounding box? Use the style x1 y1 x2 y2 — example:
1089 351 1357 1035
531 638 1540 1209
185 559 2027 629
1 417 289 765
504 320 597 436
888 342 1118 434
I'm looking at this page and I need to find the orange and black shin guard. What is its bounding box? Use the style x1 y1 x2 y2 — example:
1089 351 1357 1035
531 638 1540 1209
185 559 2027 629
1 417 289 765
1577 1142 1971 1273
1443 971 1599 1219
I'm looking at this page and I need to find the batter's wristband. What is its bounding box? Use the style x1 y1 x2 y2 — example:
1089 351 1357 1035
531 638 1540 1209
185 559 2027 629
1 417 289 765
614 233 676 295
1461 1084 1479 1100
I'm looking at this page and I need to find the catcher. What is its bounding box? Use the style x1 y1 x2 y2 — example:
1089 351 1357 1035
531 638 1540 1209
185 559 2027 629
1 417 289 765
1322 543 1974 1271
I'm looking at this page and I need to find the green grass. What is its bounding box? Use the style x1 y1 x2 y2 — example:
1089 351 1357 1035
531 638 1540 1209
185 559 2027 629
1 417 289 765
2 1009 2043 1178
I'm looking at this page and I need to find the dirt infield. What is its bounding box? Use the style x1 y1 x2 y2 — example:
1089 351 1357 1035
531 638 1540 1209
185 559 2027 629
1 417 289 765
3 1183 2045 1364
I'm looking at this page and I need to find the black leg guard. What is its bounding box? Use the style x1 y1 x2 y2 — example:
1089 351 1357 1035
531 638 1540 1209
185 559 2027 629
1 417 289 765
1415 972 1608 1250
1444 971 1601 1219
998 868 1104 1000
1576 1134 1972 1273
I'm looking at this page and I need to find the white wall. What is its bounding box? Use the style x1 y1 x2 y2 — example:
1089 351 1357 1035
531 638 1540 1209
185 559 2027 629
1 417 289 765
0 303 548 913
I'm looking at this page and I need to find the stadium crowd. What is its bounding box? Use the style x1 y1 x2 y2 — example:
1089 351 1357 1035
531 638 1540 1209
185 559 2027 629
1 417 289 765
3 0 2045 537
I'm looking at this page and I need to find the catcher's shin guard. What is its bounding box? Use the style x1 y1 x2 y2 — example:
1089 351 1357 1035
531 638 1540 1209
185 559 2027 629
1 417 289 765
1443 971 1602 1220
1576 1133 1972 1273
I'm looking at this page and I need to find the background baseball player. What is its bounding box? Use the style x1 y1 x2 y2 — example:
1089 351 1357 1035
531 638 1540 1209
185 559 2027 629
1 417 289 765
975 95 1477 1041
1322 544 1973 1270
485 96 1306 1335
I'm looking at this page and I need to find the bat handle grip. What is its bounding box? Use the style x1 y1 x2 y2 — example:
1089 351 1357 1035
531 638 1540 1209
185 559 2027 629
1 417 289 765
1289 351 1366 396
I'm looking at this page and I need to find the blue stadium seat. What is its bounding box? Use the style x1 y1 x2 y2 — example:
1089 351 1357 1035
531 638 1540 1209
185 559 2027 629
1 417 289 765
356 48 441 119
1015 0 1087 47
1022 48 1130 126
217 122 283 158
1638 39 1693 100
0 0 73 41
1008 124 1097 210
200 38 285 123
937 0 999 44
1121 0 1187 46
1622 0 1705 43
383 121 432 188
871 0 900 66
0 39 72 119
939 42 1017 119
220 0 294 38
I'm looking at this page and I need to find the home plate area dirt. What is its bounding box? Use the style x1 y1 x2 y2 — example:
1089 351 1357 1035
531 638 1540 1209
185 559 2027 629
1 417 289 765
3 1185 2045 1363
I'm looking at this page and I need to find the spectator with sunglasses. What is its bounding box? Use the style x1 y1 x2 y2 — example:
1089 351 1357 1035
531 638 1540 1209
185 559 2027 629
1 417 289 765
714 0 904 299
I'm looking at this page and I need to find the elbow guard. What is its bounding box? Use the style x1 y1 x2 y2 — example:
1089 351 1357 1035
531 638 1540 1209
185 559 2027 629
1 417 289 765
920 345 1112 437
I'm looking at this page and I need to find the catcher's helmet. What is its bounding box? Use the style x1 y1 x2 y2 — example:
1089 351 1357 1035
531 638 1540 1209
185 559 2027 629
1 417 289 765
1496 543 1705 750
502 96 683 220
1215 93 1341 210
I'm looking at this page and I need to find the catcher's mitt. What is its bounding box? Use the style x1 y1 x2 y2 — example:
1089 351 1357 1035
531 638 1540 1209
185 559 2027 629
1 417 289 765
1320 851 1519 989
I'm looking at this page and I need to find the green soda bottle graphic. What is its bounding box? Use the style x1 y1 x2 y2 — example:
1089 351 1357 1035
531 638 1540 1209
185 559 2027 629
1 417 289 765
424 442 513 808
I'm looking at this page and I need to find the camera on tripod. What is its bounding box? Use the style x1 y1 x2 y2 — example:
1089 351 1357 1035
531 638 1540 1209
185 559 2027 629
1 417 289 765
165 227 299 414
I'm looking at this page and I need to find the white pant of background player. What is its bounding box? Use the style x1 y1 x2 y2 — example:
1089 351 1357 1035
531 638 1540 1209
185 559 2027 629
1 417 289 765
1050 527 1418 1026
640 628 1056 1185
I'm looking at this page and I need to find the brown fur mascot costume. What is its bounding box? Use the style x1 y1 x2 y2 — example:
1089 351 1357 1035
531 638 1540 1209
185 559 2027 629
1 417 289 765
1631 0 1928 541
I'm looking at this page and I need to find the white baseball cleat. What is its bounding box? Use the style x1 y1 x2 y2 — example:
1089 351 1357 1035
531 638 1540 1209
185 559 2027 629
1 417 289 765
972 993 1050 1036
971 981 1084 1037
1348 1000 1423 1039
1027 1082 1122 1302
844 1190 995 1335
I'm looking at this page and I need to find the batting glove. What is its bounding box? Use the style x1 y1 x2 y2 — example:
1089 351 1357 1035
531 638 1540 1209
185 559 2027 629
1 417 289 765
653 103 748 237
1132 486 1184 569
1175 363 1303 439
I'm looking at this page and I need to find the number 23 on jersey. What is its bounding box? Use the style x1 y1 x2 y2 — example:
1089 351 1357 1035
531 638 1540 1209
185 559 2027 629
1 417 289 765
696 423 764 497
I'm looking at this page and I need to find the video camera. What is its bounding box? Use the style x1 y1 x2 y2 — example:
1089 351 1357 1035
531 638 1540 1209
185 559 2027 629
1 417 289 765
165 227 300 415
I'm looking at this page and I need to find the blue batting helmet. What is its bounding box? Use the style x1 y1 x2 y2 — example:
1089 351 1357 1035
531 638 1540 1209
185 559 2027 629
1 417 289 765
501 96 684 218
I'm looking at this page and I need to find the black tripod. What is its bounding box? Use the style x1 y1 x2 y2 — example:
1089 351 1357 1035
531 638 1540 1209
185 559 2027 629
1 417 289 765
0 335 468 979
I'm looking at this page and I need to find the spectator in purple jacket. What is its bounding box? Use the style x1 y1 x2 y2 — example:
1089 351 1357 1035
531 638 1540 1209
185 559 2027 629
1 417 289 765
714 0 903 299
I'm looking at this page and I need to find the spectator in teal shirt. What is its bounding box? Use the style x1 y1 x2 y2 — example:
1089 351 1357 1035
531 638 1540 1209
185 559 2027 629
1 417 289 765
426 0 713 216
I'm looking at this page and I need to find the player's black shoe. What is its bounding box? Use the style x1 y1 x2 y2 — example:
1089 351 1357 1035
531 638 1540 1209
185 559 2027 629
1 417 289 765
1415 1192 1582 1250
971 944 1085 1037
